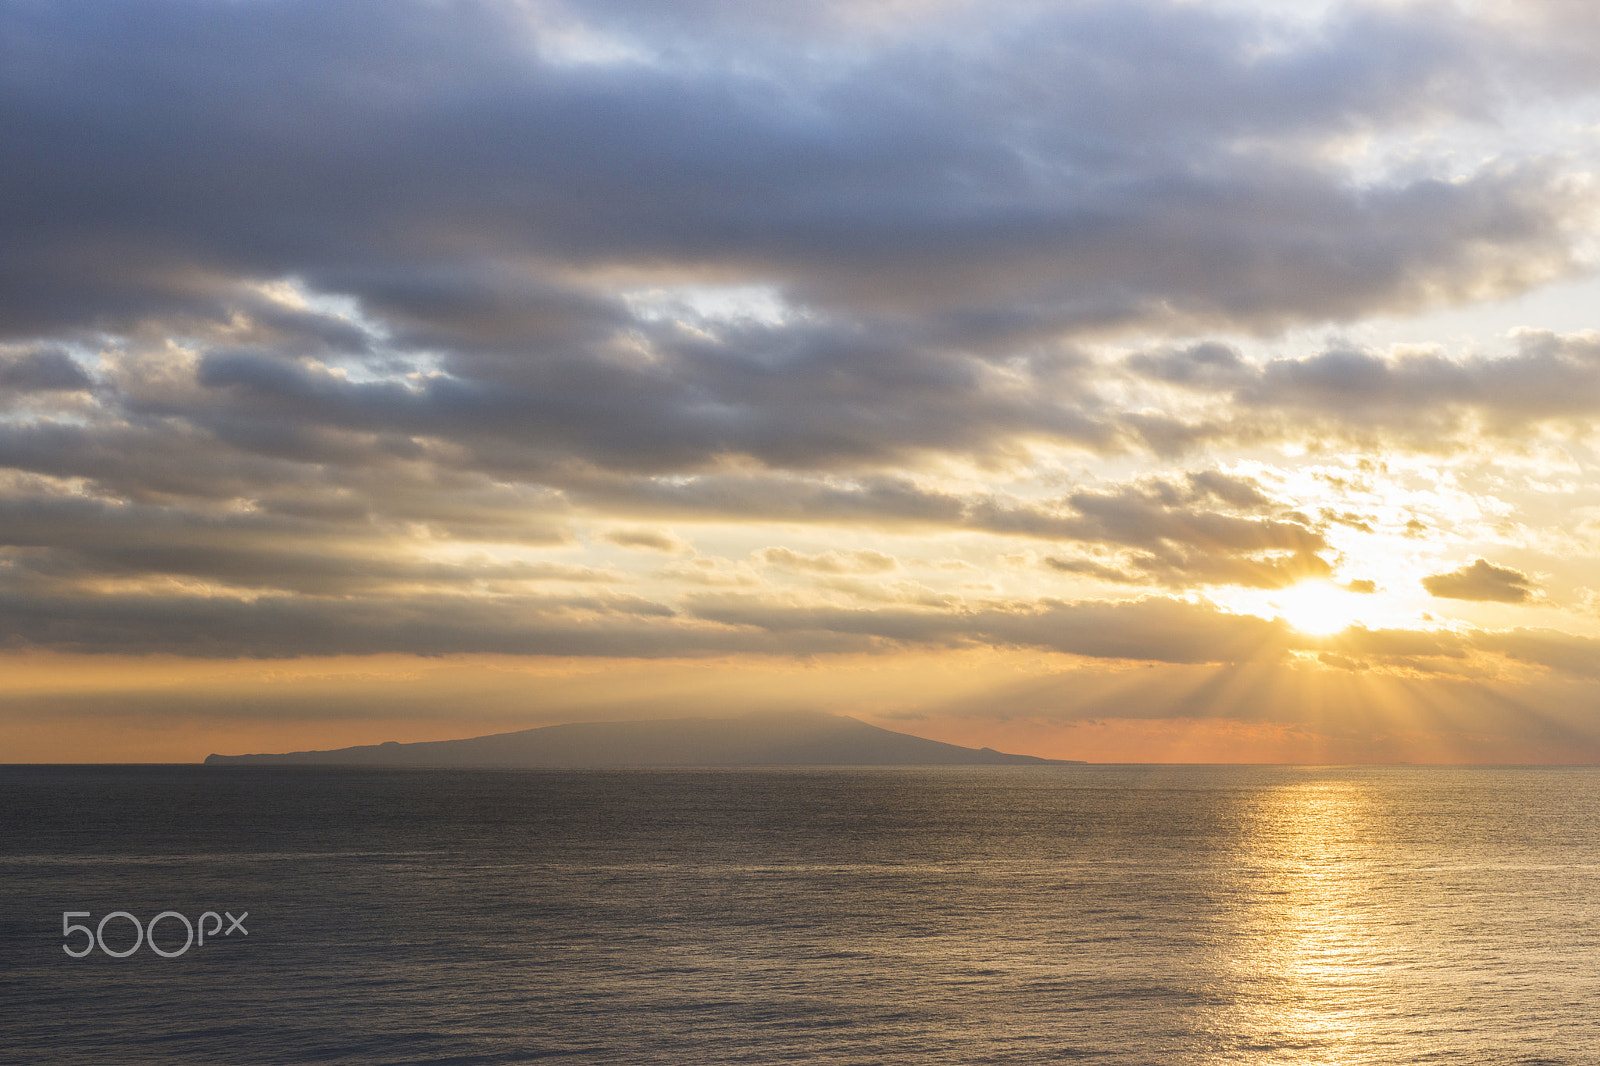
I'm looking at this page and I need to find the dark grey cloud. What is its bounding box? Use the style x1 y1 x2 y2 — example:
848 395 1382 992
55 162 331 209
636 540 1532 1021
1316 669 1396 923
0 586 823 659
0 428 1319 608
99 314 1600 497
687 593 1295 664
1125 342 1250 390
0 0 1590 496
0 491 582 597
181 319 1115 474
0 347 93 392
1122 331 1600 449
0 559 1295 661
2 0 1588 341
1422 558 1538 603
1245 335 1600 431
2 0 1597 666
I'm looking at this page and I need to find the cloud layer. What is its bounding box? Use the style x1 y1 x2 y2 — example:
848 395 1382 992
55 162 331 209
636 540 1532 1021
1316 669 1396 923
1423 559 1538 603
2 0 1600 703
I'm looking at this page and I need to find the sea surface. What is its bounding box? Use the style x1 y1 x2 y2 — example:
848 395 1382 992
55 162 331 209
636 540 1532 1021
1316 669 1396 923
2 764 1598 1064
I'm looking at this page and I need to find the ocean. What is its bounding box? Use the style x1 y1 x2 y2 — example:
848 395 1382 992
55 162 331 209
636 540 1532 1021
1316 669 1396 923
2 764 1597 1064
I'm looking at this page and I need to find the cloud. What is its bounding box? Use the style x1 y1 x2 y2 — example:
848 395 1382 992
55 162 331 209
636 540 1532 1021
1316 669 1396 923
0 586 808 659
756 547 899 574
4 0 1592 341
2 0 1599 695
0 346 93 392
601 528 691 553
0 0 1592 524
1136 332 1600 447
182 323 1117 474
687 594 1294 665
0 567 1290 663
1042 556 1145 585
1476 627 1600 678
1244 334 1600 435
1422 558 1538 603
990 476 1331 590
576 469 1333 589
0 488 581 599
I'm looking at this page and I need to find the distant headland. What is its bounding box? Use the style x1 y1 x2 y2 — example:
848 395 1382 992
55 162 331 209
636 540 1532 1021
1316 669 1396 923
204 712 1082 767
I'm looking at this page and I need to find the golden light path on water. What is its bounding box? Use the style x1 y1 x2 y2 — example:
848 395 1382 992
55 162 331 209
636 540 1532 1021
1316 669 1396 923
1203 778 1418 1062
1173 768 1600 1063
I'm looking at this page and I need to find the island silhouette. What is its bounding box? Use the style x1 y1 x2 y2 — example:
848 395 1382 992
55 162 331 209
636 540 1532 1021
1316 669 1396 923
204 712 1080 767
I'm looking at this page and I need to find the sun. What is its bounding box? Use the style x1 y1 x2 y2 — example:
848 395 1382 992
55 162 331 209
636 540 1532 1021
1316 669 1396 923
1267 579 1369 636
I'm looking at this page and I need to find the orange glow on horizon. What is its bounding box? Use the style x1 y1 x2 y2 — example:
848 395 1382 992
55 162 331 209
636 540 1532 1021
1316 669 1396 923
4 647 1595 764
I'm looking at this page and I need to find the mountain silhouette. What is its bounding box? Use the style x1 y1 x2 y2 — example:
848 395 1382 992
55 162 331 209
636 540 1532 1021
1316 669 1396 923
204 712 1080 767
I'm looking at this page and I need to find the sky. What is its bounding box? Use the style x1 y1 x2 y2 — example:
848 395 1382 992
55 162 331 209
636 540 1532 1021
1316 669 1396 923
5 0 1600 762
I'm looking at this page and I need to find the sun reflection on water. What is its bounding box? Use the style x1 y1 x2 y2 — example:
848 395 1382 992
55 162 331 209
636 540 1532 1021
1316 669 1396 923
1217 778 1415 1062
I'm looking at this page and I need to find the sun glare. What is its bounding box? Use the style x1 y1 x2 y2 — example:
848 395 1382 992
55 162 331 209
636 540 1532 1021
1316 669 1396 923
1267 580 1368 636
